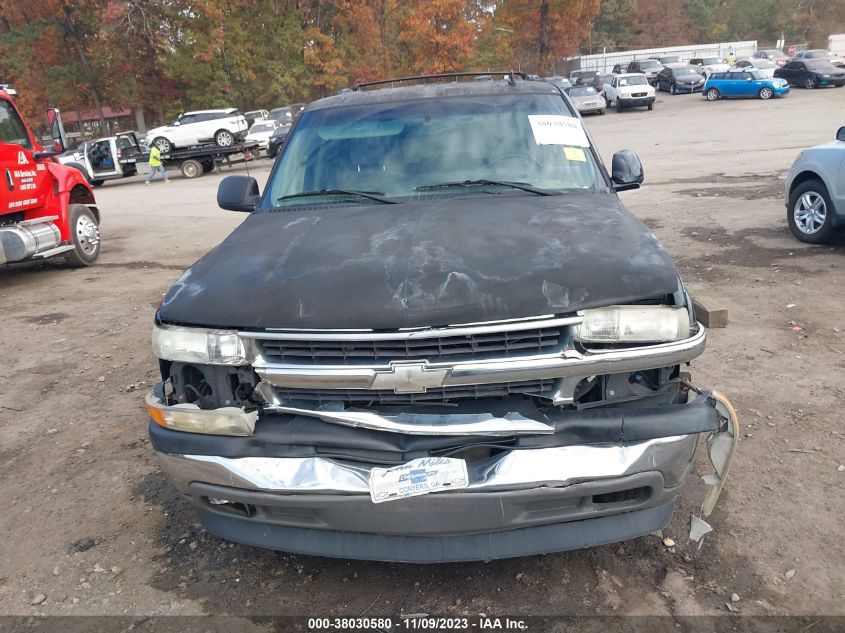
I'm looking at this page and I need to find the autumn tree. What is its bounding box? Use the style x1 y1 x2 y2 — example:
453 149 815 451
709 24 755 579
395 0 479 73
497 0 601 74
631 0 692 47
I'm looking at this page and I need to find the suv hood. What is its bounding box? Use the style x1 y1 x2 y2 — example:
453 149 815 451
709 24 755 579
146 124 174 138
158 194 680 330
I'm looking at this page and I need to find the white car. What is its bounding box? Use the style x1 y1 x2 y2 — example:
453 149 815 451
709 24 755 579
244 119 282 152
784 126 845 244
145 109 248 153
690 56 730 78
732 58 776 78
602 73 656 111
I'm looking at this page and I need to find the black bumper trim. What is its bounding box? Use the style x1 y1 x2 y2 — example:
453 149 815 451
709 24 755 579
196 499 676 562
189 471 673 536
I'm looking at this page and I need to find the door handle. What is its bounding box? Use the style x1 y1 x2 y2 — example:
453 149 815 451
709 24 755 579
5 168 13 191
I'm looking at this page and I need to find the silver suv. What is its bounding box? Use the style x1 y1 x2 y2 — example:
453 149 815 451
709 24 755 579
785 126 845 243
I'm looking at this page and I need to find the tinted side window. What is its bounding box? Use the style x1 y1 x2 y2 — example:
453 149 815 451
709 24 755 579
0 100 31 149
179 114 198 125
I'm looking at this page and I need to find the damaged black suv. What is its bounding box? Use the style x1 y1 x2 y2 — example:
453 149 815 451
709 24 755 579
147 72 737 562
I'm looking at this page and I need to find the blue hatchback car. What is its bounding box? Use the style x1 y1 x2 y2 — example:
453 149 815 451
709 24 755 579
703 70 790 101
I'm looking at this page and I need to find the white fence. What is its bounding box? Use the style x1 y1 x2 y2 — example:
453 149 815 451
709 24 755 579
563 40 758 74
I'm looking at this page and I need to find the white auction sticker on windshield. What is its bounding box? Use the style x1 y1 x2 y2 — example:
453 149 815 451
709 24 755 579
528 115 590 147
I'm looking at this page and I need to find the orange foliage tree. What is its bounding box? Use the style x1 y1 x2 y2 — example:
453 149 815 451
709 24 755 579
497 0 600 74
397 0 479 74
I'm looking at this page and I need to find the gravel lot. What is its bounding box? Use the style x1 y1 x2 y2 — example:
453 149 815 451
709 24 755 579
1 87 843 622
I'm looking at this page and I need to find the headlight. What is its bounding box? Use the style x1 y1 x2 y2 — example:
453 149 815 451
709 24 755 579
576 305 691 344
152 325 246 365
146 392 256 436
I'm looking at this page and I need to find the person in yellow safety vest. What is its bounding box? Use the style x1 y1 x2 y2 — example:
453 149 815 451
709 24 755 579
727 50 736 66
146 144 170 184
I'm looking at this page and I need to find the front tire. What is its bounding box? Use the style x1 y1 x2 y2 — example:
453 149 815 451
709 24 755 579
616 99 624 112
787 179 842 244
759 86 773 99
669 83 676 95
152 137 172 153
647 102 654 110
706 87 720 101
65 204 100 266
804 76 816 89
214 129 235 147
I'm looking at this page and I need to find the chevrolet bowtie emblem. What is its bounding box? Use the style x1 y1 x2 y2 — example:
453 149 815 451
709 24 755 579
371 362 450 394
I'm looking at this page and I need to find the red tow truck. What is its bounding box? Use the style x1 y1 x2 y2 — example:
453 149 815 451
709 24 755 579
0 89 100 267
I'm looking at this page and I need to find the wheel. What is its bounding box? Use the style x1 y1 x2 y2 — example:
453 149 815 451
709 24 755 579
598 108 605 115
181 159 203 179
804 76 816 89
787 179 842 244
647 102 654 110
758 87 773 100
201 160 214 173
65 204 100 266
152 137 172 153
604 96 611 107
669 83 676 95
706 87 720 101
214 129 235 147
90 179 105 187
616 99 623 112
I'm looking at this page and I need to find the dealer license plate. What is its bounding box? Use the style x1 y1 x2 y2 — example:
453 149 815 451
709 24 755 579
369 457 469 504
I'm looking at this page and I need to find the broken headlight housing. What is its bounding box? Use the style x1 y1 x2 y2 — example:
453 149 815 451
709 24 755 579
576 305 690 344
152 324 247 365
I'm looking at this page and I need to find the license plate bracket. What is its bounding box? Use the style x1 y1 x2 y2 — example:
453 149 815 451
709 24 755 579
369 457 469 504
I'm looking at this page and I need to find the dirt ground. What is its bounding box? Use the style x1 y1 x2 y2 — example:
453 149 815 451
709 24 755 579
1 86 843 624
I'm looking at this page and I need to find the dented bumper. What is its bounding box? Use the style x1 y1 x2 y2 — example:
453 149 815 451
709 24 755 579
148 389 738 561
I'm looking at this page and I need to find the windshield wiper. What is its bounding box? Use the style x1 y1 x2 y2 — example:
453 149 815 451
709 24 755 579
414 179 556 196
276 189 398 205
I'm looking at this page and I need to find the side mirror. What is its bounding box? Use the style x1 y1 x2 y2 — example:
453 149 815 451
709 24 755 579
218 175 260 212
611 149 644 192
837 126 845 142
47 108 67 153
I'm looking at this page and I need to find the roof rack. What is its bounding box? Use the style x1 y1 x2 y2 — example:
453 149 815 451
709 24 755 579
350 71 532 91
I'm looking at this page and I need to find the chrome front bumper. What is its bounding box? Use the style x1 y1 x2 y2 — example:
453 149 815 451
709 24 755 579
156 433 699 496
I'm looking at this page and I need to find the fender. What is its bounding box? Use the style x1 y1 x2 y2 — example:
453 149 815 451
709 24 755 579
42 161 99 243
62 161 91 183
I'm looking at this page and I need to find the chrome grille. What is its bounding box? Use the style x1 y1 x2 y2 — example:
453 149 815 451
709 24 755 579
258 327 563 365
274 379 555 405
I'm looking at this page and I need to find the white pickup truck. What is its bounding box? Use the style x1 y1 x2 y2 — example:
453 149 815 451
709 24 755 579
58 132 147 186
602 73 656 112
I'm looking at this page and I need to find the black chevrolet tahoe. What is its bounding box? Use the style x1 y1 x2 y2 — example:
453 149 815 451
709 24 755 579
147 72 738 562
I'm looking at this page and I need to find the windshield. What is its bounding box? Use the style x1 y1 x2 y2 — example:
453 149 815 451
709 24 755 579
618 75 647 86
805 59 836 69
660 56 681 64
569 86 598 97
639 60 660 68
750 70 769 80
264 94 601 208
675 68 701 79
545 77 571 89
250 123 275 133
702 57 723 65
